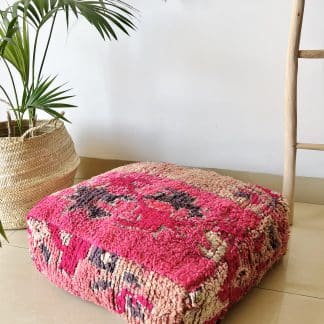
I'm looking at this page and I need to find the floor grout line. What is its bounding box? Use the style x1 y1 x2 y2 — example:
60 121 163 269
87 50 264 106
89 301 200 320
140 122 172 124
4 244 29 250
257 286 324 301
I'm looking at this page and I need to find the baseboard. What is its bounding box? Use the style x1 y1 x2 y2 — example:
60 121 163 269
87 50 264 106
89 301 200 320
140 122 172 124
76 157 324 205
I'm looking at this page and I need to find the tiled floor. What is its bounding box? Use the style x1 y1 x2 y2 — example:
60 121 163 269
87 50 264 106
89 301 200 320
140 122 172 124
1 202 324 324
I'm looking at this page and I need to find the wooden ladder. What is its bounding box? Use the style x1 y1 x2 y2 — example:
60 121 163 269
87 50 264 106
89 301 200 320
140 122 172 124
283 0 324 225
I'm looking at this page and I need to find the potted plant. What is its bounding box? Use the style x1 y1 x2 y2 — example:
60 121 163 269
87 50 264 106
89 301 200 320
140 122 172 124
0 0 136 231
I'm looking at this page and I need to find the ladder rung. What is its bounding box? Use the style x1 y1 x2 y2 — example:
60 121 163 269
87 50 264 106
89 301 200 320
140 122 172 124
296 143 324 151
298 50 324 59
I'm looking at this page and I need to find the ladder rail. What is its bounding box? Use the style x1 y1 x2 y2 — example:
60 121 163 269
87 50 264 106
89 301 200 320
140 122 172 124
283 0 305 225
283 0 324 225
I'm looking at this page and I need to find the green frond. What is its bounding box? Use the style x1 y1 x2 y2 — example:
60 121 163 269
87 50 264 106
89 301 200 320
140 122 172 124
15 0 59 29
0 0 137 135
0 10 30 85
12 0 137 39
22 76 76 122
0 15 18 54
0 220 8 247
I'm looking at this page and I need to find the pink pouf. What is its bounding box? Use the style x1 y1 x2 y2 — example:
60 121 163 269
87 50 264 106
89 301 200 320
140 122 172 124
27 162 289 323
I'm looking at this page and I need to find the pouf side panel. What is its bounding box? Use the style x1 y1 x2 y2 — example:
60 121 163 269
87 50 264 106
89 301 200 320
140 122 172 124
28 219 231 323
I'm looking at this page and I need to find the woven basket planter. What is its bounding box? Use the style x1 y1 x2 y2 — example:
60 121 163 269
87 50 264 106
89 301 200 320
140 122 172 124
0 119 80 229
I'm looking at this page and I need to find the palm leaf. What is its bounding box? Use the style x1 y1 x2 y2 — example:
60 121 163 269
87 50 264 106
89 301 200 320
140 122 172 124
0 10 30 85
0 220 8 247
15 0 59 29
12 0 137 39
0 0 137 135
0 15 19 54
22 76 76 122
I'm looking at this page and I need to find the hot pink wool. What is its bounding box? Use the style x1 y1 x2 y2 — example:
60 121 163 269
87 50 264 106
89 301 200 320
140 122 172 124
27 162 289 323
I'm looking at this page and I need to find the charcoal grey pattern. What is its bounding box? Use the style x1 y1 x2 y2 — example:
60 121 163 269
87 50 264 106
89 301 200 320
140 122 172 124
127 298 145 321
89 247 118 273
67 186 132 219
234 191 252 200
91 279 111 291
268 224 280 250
145 189 203 218
40 244 51 263
124 272 140 287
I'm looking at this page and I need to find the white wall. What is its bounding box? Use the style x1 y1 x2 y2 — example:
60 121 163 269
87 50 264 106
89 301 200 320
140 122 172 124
1 1 324 178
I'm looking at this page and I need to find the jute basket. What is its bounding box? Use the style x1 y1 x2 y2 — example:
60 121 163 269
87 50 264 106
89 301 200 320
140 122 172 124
0 119 80 229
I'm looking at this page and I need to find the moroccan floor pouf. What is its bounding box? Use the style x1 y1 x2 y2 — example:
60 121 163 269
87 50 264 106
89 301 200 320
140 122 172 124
27 162 289 323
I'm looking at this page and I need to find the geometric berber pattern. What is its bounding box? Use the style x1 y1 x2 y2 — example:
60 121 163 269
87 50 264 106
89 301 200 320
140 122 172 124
27 162 289 323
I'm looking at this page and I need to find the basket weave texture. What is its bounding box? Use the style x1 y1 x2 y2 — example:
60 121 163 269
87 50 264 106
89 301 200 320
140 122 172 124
0 120 79 229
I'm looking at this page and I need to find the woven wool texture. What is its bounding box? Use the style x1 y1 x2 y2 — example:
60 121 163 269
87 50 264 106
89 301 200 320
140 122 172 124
27 162 289 323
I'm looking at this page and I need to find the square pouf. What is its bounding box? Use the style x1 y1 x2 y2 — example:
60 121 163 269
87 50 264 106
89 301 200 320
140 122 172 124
27 162 289 323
